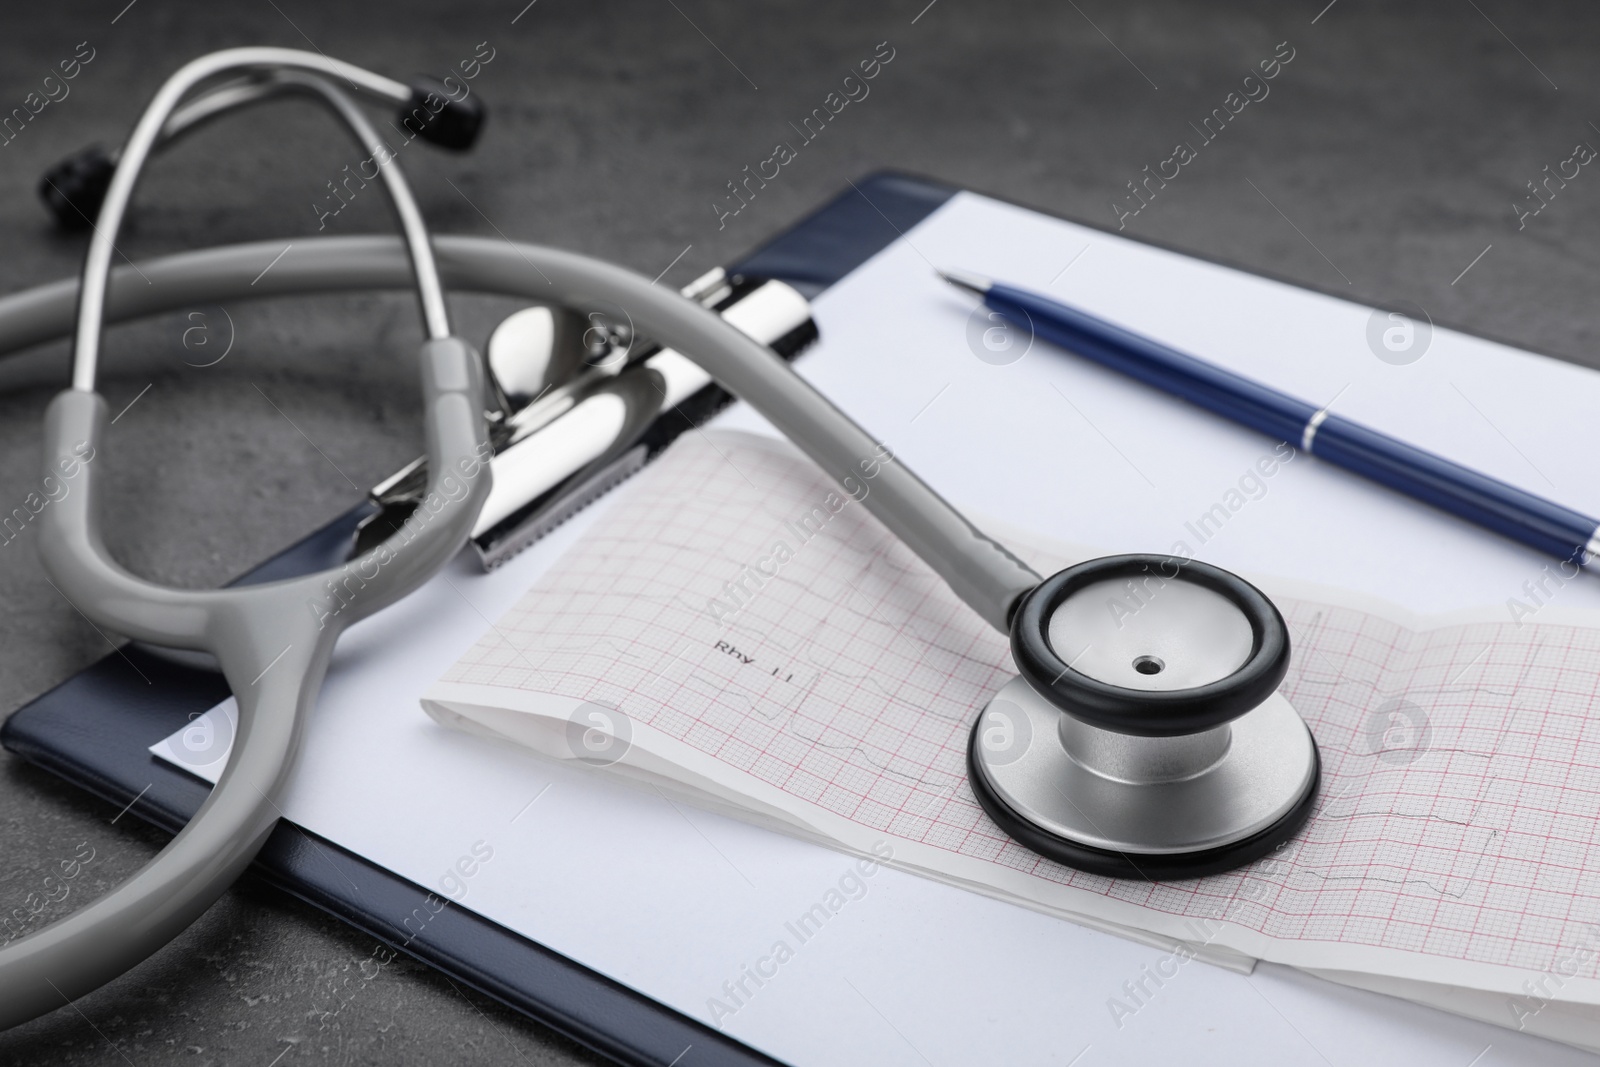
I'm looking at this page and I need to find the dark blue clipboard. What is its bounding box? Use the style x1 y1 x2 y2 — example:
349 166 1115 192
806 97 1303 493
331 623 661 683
0 172 958 1067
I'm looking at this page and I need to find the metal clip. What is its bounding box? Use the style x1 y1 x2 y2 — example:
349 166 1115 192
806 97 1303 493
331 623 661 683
358 267 817 568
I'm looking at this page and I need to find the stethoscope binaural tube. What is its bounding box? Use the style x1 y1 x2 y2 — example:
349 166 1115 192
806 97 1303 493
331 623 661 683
0 52 492 1029
73 47 455 384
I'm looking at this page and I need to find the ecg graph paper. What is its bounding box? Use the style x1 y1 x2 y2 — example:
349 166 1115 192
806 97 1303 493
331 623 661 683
439 431 1600 978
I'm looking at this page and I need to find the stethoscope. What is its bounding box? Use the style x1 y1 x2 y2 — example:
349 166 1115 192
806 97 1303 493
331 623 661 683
0 47 1320 1028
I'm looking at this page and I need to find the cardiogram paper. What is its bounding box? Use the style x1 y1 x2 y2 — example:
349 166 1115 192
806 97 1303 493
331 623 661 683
424 429 1600 1010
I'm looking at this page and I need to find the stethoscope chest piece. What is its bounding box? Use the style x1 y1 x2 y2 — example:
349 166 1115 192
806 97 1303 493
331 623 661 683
968 554 1319 880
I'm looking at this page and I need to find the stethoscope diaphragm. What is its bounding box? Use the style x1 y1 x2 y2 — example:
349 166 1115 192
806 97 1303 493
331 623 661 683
968 554 1320 880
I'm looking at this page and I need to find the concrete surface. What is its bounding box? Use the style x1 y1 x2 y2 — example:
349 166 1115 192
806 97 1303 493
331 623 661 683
0 0 1596 1062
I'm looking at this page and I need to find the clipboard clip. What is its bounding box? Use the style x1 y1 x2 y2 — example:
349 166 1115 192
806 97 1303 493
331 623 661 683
357 267 818 568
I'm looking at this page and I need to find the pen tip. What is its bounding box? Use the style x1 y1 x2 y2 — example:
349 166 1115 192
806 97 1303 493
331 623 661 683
937 269 992 296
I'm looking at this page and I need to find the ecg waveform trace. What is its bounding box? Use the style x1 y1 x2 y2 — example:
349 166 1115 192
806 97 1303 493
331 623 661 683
439 432 1600 979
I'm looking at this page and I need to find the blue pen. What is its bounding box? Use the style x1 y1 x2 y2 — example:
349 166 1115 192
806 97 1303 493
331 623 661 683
939 269 1599 567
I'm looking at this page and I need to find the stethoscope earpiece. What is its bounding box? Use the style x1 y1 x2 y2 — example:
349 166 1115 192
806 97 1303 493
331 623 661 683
969 554 1320 880
38 71 487 230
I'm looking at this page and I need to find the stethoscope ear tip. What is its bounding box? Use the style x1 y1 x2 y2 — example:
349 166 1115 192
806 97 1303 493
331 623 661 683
972 554 1319 880
39 144 114 229
401 76 485 151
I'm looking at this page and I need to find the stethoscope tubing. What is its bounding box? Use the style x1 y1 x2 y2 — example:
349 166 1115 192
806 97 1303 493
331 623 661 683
0 233 1044 633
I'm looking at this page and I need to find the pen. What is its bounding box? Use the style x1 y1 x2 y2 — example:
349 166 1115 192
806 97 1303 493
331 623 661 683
939 269 1600 568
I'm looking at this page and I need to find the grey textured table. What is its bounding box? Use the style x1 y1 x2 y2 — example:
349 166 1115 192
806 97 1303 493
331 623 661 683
0 1 1595 1063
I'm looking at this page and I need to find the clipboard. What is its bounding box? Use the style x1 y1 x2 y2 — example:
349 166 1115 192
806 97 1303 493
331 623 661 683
9 168 1600 1065
0 171 960 1067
